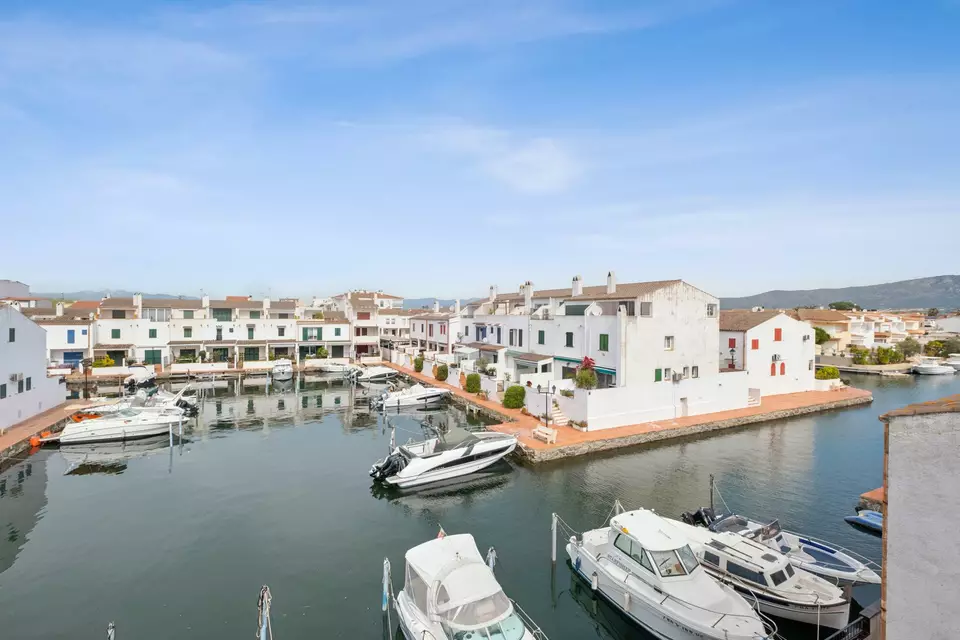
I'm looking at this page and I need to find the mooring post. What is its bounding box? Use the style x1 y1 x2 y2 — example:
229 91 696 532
551 513 558 563
178 417 183 439
168 420 173 448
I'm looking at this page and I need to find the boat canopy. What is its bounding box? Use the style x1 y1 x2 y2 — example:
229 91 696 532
610 509 690 552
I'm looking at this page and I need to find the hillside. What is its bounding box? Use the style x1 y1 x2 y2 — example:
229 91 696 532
404 297 481 310
721 275 960 311
36 290 194 300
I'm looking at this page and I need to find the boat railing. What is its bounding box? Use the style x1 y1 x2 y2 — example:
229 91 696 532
823 614 870 640
700 554 830 608
788 529 882 577
511 600 549 639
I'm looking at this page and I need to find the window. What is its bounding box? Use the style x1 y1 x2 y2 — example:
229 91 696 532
664 336 674 350
244 346 259 361
613 535 655 574
278 327 285 337
770 362 777 376
692 366 699 378
518 329 523 347
784 563 795 578
727 562 766 585
250 310 261 320
538 330 545 345
565 332 574 347
702 551 720 567
440 324 445 335
144 308 171 322
640 301 652 317
334 328 341 337
683 366 689 378
429 324 434 337
8 328 14 342
650 550 688 577
25 377 31 391
808 359 814 371
780 362 785 376
213 308 232 322
0 383 5 399
654 368 662 382
751 339 759 350
149 328 157 339
357 312 370 320
112 310 125 319
247 327 255 340
509 329 515 346
774 328 782 342
279 313 289 319
664 368 672 380
728 337 736 349
183 310 194 319
111 329 121 339
82 329 87 335
18 379 24 393
183 327 193 338
599 334 609 351
707 303 718 317
770 570 787 586
67 329 75 344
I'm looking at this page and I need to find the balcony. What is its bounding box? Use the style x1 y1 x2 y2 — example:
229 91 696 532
354 334 379 344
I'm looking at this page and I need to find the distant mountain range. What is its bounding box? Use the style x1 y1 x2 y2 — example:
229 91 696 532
36 290 196 301
403 298 481 310
721 275 960 311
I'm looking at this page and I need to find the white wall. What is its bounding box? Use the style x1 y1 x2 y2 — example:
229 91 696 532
719 330 744 370
40 322 94 364
936 316 960 333
170 362 229 373
743 315 815 397
0 307 66 431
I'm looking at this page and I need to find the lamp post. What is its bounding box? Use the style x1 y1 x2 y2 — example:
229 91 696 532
729 347 736 370
536 383 557 428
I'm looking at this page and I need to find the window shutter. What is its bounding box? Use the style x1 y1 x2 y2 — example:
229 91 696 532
318 327 322 341
655 368 662 382
751 339 759 350
728 337 736 348
770 363 776 376
303 327 309 341
780 362 786 375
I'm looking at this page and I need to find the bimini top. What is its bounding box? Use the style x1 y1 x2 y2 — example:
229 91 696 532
610 509 690 552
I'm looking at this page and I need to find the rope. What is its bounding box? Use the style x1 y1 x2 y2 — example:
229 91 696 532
713 480 733 513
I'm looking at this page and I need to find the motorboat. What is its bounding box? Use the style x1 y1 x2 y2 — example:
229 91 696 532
314 360 354 374
386 533 546 640
946 354 960 371
271 358 294 381
59 406 185 445
566 508 772 640
375 383 451 409
912 357 955 375
347 365 397 383
123 364 157 388
681 507 881 586
85 386 198 417
370 426 517 488
668 518 851 630
151 386 199 416
844 510 883 535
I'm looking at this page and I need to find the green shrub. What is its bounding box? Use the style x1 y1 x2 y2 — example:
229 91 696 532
850 346 871 365
92 356 115 368
435 364 449 382
559 389 574 398
503 385 526 409
575 368 598 389
899 337 921 358
814 327 831 345
815 366 840 380
317 346 329 359
873 347 893 365
888 348 905 364
413 356 424 373
465 373 481 393
925 340 944 357
939 337 960 357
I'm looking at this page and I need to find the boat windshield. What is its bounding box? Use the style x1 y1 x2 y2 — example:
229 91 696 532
443 611 526 640
436 427 480 452
439 591 517 635
650 549 691 577
746 520 782 542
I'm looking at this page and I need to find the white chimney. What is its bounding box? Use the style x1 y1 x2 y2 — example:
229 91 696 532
455 299 461 314
133 293 142 308
489 285 498 302
55 301 64 317
202 294 210 308
263 297 271 310
572 275 583 297
433 299 440 313
524 281 533 309
606 271 616 294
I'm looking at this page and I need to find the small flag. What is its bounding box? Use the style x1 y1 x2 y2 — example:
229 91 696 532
437 526 446 539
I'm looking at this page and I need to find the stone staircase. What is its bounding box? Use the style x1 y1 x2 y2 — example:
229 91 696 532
549 401 569 427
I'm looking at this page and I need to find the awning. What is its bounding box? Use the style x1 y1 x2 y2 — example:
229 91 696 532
554 356 616 376
508 351 554 363
455 346 479 355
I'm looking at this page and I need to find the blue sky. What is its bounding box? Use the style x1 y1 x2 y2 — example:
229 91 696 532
2 1 958 299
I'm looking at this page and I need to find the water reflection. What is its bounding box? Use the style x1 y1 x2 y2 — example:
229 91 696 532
62 435 178 476
0 457 48 574
567 567 657 640
370 463 515 513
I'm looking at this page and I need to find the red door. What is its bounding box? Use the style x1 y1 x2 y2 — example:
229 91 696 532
770 362 776 376
780 362 786 375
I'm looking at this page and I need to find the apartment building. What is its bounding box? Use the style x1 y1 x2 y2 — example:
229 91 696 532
297 310 352 360
0 306 65 431
719 310 815 397
409 301 463 354
333 290 404 358
791 308 853 355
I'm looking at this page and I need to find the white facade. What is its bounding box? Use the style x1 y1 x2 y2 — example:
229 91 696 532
720 312 815 398
0 307 65 431
38 319 96 366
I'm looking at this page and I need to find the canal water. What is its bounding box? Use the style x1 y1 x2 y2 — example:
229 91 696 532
2 373 959 639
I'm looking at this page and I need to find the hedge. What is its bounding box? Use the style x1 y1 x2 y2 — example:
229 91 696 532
815 366 840 380
465 373 481 393
435 364 449 382
503 385 526 409
413 356 424 373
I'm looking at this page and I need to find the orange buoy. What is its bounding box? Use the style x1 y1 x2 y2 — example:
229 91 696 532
29 436 42 447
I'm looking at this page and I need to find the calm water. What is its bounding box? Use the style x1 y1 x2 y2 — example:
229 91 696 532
3 373 960 640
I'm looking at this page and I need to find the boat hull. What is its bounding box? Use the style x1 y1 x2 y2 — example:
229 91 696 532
913 365 955 375
59 418 181 445
386 441 516 488
378 392 450 409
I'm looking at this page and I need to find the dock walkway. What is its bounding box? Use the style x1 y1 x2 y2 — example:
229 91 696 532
0 400 93 464
381 362 874 463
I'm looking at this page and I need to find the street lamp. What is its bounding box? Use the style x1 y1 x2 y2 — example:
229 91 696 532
729 347 736 370
536 383 557 428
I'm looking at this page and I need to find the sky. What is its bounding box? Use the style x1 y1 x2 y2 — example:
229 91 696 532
1 1 958 300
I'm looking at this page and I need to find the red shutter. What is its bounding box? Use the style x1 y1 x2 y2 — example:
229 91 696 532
728 337 736 348
751 339 759 350
780 362 786 375
770 362 776 376
774 328 782 342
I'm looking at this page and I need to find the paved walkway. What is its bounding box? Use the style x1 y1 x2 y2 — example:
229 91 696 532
0 400 92 458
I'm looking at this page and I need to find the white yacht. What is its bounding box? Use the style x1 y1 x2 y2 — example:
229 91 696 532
376 383 451 409
669 518 851 630
314 360 353 374
271 358 294 380
59 407 185 445
123 364 156 388
912 357 955 375
682 508 880 586
388 533 546 640
352 365 398 383
945 354 960 371
370 426 517 488
566 508 771 640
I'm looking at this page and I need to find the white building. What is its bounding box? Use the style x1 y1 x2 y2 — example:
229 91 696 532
333 290 405 359
0 306 65 431
409 301 463 354
378 308 420 344
32 303 97 367
719 310 815 398
457 273 750 429
297 310 352 360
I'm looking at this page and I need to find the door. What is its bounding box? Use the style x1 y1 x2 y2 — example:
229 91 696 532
332 345 344 358
63 351 83 366
216 327 223 341
680 397 689 417
244 347 259 361
106 350 126 365
143 349 161 365
213 348 229 362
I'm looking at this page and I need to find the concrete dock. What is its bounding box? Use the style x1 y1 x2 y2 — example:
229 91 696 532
0 400 92 467
382 362 874 463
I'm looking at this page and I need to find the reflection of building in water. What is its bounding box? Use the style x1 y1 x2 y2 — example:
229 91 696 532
0 458 49 575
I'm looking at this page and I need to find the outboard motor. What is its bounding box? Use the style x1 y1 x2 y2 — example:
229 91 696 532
681 507 717 528
370 453 406 481
176 399 199 417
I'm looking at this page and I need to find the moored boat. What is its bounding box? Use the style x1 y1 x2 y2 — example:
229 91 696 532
59 407 185 445
123 364 157 389
375 383 450 409
347 365 397 383
271 358 294 380
844 510 883 534
912 357 955 375
945 354 960 371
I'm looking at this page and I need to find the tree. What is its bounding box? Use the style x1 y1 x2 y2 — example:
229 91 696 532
503 385 526 409
317 346 329 359
814 327 831 345
828 301 858 311
575 368 598 389
849 346 871 365
928 308 939 317
899 337 921 358
924 340 944 357
939 337 960 357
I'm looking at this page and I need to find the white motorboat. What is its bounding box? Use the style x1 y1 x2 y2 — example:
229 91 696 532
86 385 197 417
314 361 353 374
370 426 517 488
271 358 294 380
375 383 451 409
59 407 185 445
123 364 157 388
912 357 955 375
669 518 851 630
347 365 397 383
566 508 771 640
387 533 546 640
682 507 881 586
945 354 960 371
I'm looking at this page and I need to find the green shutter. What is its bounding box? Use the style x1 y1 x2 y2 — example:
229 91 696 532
111 329 120 339
303 327 309 341
599 334 609 351
655 368 662 382
318 327 322 340
538 330 545 345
